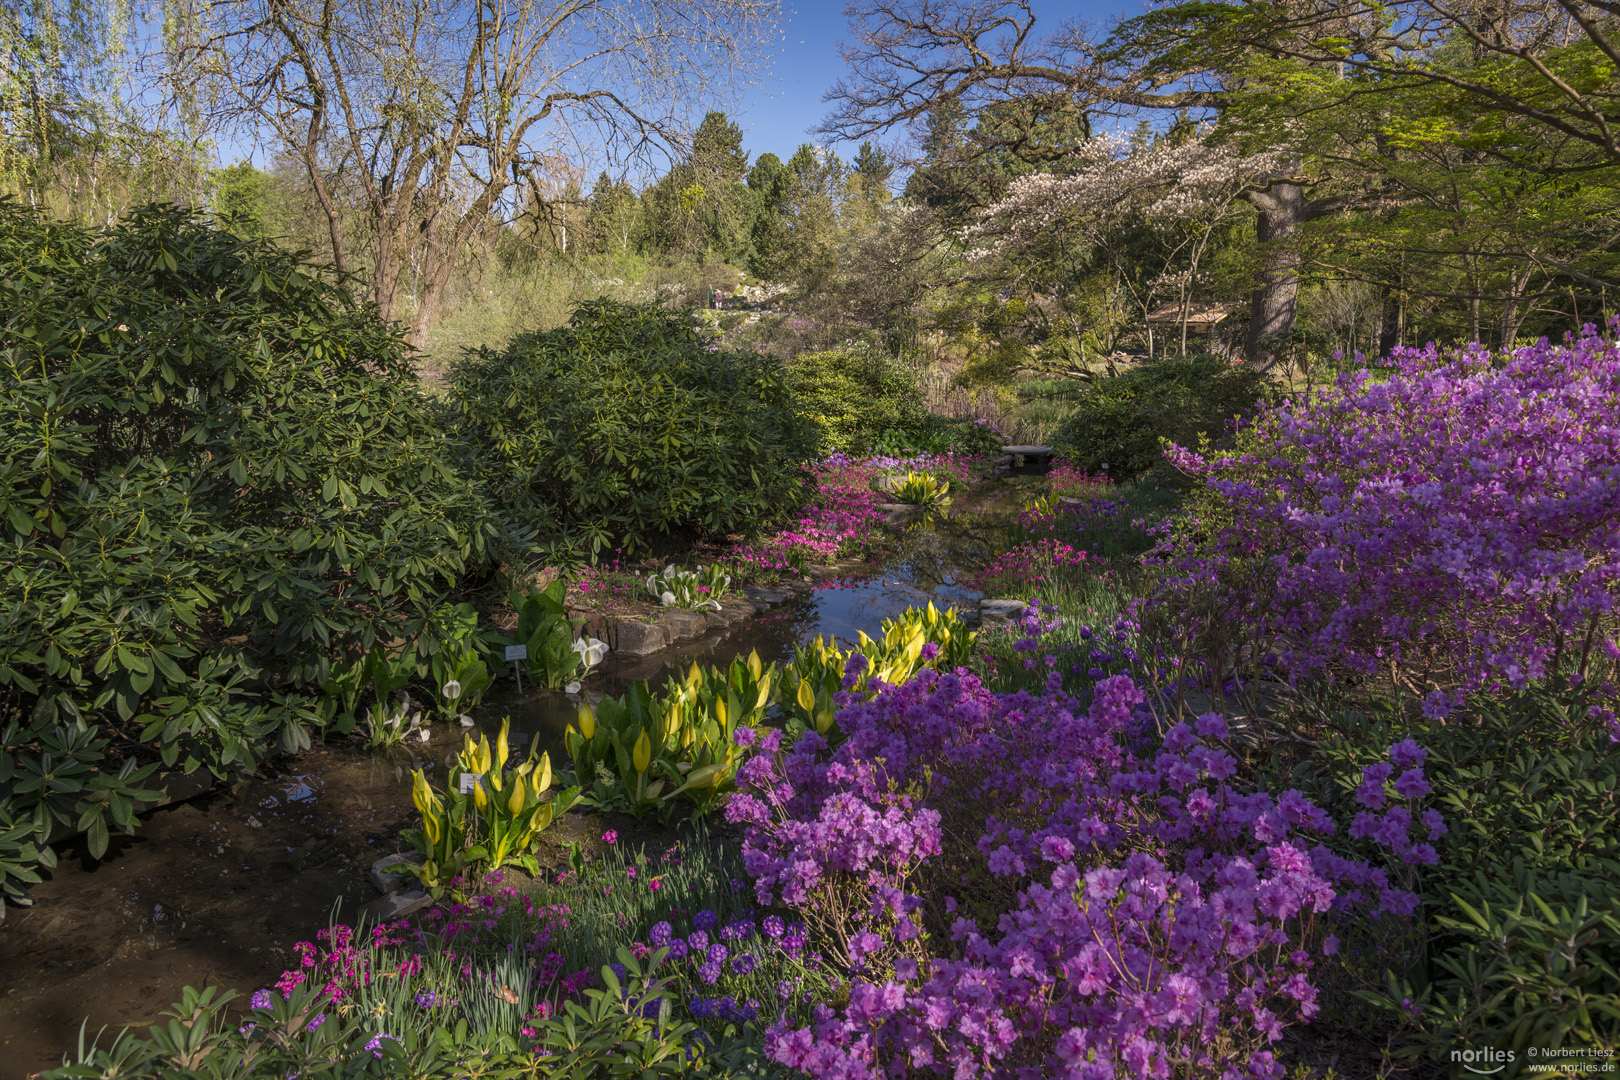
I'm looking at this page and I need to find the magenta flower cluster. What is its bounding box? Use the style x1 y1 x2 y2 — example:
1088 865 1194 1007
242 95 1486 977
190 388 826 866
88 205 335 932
735 453 972 579
728 670 1436 1077
1047 459 1111 500
1159 327 1620 710
968 538 1095 595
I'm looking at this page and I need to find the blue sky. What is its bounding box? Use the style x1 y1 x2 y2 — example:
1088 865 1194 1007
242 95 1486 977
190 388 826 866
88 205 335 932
729 0 1134 167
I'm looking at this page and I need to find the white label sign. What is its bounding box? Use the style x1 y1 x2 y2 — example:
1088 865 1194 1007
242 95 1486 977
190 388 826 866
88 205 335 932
504 644 528 661
458 773 483 795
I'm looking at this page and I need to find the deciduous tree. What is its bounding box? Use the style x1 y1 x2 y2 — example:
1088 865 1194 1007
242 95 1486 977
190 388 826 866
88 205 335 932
193 0 780 347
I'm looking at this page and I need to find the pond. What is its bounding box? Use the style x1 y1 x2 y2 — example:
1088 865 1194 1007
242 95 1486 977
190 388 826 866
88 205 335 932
0 498 1018 1080
473 503 1011 757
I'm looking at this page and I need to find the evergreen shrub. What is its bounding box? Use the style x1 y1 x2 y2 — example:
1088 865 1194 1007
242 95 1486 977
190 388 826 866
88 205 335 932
1050 354 1274 483
449 299 817 555
0 204 497 871
782 348 930 453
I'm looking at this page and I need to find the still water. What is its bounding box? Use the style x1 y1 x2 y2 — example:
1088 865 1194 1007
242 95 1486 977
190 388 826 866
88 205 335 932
471 506 1008 755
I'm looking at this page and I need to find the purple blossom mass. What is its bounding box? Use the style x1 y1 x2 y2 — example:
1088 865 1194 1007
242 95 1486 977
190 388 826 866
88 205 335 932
1156 327 1620 704
728 668 1437 1077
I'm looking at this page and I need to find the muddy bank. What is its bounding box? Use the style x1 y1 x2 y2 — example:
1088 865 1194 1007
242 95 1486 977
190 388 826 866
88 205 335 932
0 496 1021 1079
0 746 420 1080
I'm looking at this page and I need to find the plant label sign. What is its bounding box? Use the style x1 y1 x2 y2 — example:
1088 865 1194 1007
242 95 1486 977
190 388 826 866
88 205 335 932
505 644 528 661
459 773 483 795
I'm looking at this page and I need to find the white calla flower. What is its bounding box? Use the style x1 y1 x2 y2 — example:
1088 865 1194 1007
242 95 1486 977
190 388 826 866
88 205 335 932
564 681 581 695
442 679 462 701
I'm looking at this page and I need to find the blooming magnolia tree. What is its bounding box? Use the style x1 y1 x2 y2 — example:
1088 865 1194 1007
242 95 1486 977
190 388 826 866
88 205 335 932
729 668 1435 1077
1156 325 1620 717
965 132 1286 356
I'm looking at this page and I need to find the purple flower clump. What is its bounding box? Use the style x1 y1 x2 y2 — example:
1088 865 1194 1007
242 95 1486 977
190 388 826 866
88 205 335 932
728 668 1437 1077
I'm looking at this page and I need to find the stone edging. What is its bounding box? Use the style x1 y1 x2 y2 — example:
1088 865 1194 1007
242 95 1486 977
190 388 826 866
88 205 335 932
599 560 867 657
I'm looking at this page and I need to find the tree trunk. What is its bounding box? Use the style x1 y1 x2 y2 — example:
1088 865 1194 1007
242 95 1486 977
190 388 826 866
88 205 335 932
410 203 458 351
1501 263 1534 348
1243 180 1305 368
1378 282 1403 357
301 146 349 280
371 221 405 326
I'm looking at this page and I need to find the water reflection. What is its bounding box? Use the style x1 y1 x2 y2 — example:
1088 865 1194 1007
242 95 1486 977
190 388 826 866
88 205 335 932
469 503 1017 759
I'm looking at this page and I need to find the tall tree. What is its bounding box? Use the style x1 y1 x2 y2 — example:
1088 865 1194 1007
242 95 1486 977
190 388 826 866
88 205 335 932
638 109 755 261
853 141 894 192
210 160 272 239
193 0 781 348
821 0 1620 362
583 171 639 256
746 150 792 275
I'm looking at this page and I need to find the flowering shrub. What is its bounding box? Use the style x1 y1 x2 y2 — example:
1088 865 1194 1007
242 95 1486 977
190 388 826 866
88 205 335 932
573 548 640 611
968 538 1091 595
1159 327 1620 709
728 454 950 577
1047 459 1111 500
729 671 1433 1077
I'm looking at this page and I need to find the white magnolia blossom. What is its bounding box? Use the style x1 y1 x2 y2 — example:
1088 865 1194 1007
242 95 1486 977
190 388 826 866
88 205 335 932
964 131 1288 261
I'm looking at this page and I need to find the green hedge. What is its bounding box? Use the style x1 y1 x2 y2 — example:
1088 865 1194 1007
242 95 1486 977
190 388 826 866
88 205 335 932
1050 355 1275 483
448 300 817 556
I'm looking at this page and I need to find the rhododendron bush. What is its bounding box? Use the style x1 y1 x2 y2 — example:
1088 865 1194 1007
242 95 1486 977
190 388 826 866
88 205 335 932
728 669 1434 1077
1157 327 1620 711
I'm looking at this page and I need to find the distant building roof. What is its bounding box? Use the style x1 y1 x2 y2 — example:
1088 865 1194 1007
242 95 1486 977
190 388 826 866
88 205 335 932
1145 302 1235 326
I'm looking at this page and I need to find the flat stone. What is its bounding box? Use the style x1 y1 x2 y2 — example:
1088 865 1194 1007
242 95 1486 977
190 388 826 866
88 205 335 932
977 599 1031 623
369 853 422 894
704 603 752 631
361 885 434 922
743 587 789 605
611 619 668 656
1001 445 1053 456
657 609 709 643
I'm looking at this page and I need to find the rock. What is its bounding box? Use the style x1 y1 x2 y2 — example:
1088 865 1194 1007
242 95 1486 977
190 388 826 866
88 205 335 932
704 604 751 632
743 587 789 605
976 599 1030 624
369 853 422 894
611 619 669 656
657 609 709 643
361 885 434 922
